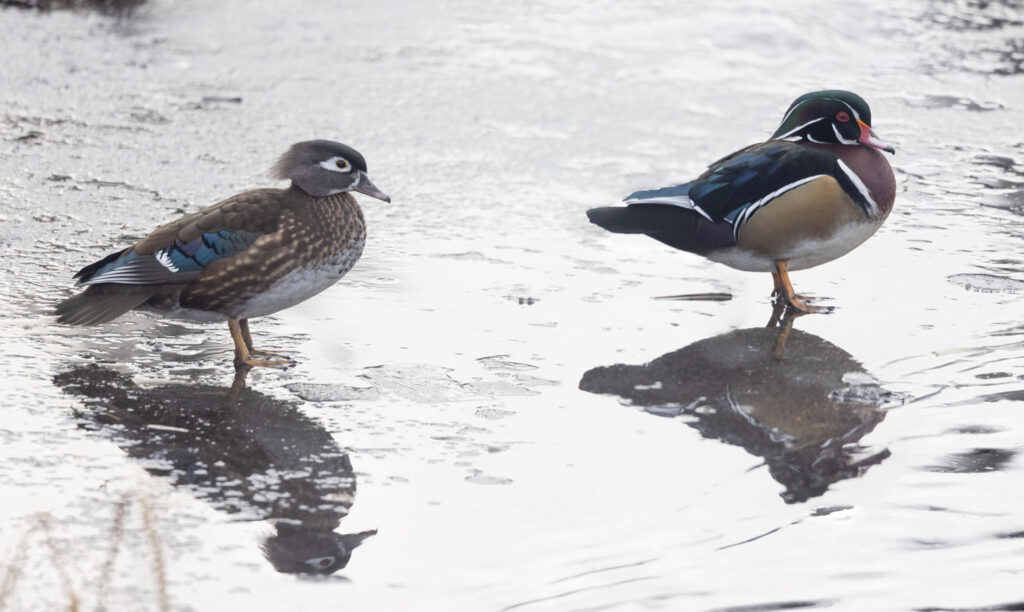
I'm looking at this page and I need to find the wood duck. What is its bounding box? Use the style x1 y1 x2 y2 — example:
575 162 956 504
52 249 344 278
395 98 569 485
587 90 896 312
56 140 390 368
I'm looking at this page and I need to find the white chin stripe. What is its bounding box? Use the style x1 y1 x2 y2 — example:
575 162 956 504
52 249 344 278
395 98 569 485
831 123 859 145
836 159 879 216
326 171 361 196
625 195 713 221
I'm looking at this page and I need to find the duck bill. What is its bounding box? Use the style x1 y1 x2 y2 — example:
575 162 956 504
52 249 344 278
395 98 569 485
352 172 391 203
857 120 895 154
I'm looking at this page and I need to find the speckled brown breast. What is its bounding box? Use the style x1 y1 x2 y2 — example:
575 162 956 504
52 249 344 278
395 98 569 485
180 191 366 319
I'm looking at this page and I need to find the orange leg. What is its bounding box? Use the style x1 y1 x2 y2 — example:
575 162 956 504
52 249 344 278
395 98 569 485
228 318 293 369
238 319 290 359
772 260 831 314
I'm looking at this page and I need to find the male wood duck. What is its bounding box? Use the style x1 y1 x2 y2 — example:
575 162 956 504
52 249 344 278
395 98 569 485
587 90 896 312
56 140 390 368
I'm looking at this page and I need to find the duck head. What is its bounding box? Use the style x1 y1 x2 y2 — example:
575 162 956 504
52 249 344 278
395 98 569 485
771 90 895 154
272 139 391 201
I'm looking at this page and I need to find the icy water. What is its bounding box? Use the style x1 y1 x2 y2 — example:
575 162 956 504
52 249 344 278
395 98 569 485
1 0 1023 610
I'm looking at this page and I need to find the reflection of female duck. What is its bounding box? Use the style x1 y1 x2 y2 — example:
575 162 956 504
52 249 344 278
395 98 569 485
54 365 375 574
579 321 892 503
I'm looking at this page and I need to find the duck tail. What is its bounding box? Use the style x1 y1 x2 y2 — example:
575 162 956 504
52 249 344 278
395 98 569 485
586 204 735 255
55 284 158 326
586 204 687 234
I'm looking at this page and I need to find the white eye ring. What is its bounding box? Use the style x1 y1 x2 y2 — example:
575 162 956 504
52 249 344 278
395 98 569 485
320 156 352 173
304 556 336 570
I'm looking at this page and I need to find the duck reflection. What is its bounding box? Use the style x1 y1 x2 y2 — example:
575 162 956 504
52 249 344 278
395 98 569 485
53 364 375 574
580 306 892 503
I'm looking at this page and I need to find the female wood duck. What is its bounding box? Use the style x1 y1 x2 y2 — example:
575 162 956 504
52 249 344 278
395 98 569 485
56 140 390 368
587 90 896 313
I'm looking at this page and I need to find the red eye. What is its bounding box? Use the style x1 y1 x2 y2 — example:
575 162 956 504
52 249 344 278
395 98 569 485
836 111 850 122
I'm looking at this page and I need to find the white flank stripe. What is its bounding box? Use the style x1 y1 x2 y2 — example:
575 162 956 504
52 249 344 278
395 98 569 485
732 174 825 239
774 117 823 141
625 195 713 222
625 194 692 207
836 159 879 216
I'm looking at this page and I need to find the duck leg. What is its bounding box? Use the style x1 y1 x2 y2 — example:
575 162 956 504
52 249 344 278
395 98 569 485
771 260 831 314
227 364 252 401
238 319 293 359
771 268 815 303
765 300 787 327
771 306 810 358
228 318 293 369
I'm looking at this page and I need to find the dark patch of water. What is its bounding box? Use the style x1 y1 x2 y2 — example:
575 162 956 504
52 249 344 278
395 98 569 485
580 314 892 504
926 447 1018 473
53 364 375 575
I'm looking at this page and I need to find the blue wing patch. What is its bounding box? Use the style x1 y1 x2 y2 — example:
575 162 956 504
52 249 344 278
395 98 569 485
684 142 837 224
78 230 261 286
165 230 260 274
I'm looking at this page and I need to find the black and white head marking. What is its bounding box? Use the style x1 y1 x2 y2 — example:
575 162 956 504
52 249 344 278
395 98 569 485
771 90 877 148
776 117 824 141
271 140 390 202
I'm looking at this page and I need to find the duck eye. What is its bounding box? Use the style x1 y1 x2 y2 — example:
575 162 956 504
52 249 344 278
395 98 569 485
304 556 336 570
335 158 351 171
835 111 850 123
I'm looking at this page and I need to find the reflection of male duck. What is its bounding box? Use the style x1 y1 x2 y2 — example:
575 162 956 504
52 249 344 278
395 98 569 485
54 365 375 574
579 314 892 503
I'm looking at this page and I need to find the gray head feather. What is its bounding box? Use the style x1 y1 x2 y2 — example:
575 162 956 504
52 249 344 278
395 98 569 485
270 140 370 198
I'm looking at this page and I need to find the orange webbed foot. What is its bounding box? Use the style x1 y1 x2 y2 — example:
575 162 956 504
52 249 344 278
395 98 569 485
771 261 834 315
228 318 295 370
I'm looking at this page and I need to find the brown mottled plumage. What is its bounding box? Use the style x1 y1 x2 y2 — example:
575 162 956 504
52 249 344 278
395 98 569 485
57 140 390 369
177 190 365 315
135 190 282 255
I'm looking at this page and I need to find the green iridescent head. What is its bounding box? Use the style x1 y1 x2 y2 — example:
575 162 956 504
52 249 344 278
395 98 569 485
771 90 894 153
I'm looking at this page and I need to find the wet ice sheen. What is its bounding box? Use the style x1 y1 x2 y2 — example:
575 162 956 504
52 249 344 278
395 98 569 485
1 0 1024 610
